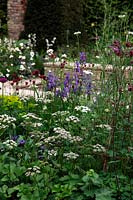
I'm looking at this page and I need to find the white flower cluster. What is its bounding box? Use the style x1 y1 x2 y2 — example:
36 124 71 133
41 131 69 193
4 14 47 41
29 130 45 138
0 35 37 76
19 96 31 102
63 152 79 160
43 135 57 144
43 127 82 144
22 113 42 121
3 140 17 150
70 136 83 142
74 31 81 35
66 115 80 123
52 110 70 116
93 144 106 153
25 166 41 177
35 93 54 104
43 99 53 104
28 33 36 47
32 122 43 128
96 124 112 131
47 149 57 157
0 114 16 130
54 127 72 139
45 91 55 98
75 106 91 113
21 121 43 128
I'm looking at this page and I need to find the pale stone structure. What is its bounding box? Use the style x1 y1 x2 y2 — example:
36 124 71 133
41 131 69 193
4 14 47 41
7 0 27 40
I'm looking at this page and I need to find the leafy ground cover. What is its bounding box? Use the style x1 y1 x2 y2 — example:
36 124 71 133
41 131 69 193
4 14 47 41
0 33 133 200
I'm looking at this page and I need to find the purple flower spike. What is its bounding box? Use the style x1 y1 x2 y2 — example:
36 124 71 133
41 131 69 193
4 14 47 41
80 52 86 64
75 61 81 73
47 72 58 90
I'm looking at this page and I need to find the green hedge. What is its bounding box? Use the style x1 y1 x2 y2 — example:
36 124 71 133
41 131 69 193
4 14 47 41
21 0 133 51
0 0 7 37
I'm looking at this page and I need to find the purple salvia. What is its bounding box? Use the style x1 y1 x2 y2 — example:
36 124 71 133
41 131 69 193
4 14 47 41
47 71 58 90
80 52 86 64
75 61 81 73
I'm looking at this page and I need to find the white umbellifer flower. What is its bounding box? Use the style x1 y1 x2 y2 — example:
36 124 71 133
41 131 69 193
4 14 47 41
47 149 57 157
25 166 41 177
75 105 91 113
33 122 43 128
0 114 16 130
96 124 112 131
3 140 17 150
70 136 83 142
63 152 79 160
43 99 52 104
74 31 81 35
53 127 72 140
66 115 80 123
52 110 69 116
93 144 106 153
43 135 57 143
22 113 42 120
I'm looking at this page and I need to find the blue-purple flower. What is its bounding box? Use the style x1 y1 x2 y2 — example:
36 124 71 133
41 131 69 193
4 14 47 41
18 139 26 146
47 72 58 90
75 61 81 73
80 52 86 64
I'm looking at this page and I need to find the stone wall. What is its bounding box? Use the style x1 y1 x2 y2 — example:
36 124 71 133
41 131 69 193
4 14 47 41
7 0 27 40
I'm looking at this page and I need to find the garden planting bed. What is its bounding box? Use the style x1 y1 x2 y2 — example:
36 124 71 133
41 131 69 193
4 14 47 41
1 63 132 97
44 62 133 80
